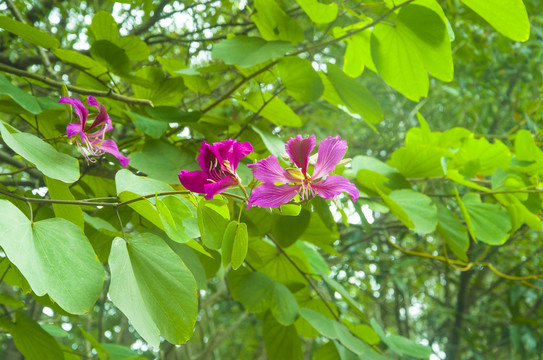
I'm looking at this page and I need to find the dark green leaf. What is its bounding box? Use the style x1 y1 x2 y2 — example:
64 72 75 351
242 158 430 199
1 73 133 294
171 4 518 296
0 16 59 49
212 36 293 68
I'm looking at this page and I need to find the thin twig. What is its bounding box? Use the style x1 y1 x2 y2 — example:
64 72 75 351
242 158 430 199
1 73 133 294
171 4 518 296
0 63 154 107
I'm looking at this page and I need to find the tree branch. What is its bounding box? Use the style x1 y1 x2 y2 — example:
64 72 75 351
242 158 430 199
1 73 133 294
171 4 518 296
130 0 170 36
0 63 154 107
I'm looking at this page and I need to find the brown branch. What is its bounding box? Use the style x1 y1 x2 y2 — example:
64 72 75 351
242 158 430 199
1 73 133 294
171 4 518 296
130 0 170 36
0 63 154 107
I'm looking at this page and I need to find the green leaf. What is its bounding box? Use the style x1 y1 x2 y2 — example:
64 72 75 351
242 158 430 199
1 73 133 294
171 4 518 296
0 200 104 314
236 272 299 325
0 121 79 183
462 193 512 245
52 49 109 79
296 0 338 24
116 168 173 196
90 40 131 75
40 324 69 338
326 64 383 125
232 223 248 270
212 36 293 68
299 212 340 256
109 234 198 346
132 66 186 106
371 3 451 101
0 16 60 49
101 344 146 360
249 124 286 157
221 221 238 267
263 315 304 360
322 276 367 321
278 57 323 102
237 92 302 127
375 187 414 229
116 35 150 61
90 11 119 42
44 176 84 229
343 30 375 77
435 202 469 262
127 111 169 138
371 318 433 358
0 294 24 309
252 0 304 43
300 308 374 355
80 328 108 360
130 139 195 184
515 129 539 162
453 137 511 176
0 74 42 114
388 145 448 178
272 210 311 248
158 196 199 243
197 198 229 250
371 20 428 101
388 190 437 234
460 0 530 41
397 4 453 82
11 312 63 360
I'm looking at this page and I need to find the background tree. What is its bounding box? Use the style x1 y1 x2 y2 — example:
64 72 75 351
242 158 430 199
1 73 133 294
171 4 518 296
0 0 542 359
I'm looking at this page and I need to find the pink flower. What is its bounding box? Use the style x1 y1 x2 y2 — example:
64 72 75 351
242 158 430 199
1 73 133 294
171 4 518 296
178 139 253 200
247 135 359 208
59 96 129 167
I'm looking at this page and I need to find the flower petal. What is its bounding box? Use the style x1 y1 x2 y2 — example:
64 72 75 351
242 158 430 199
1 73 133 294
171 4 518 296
59 97 88 127
203 176 237 200
310 175 359 202
285 135 316 175
226 140 253 171
248 155 298 184
247 183 300 209
87 96 113 132
312 135 347 180
66 122 84 139
179 170 211 194
197 140 216 175
93 139 130 167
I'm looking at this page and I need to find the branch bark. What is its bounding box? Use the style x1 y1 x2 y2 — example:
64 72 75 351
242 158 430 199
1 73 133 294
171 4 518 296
445 269 474 360
0 63 154 107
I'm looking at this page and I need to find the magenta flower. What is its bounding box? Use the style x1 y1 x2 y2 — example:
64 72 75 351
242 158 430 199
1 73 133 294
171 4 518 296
59 96 129 167
247 135 359 208
178 139 253 200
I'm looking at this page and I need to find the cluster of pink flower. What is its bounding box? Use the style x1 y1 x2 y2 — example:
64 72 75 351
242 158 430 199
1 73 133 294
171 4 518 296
61 97 358 208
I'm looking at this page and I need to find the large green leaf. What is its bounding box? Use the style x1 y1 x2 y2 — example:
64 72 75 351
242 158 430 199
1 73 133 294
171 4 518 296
371 4 450 100
233 271 299 325
115 169 173 196
0 74 42 114
278 57 323 102
296 0 338 24
397 4 453 81
461 193 512 245
249 124 286 157
108 234 198 346
370 319 433 359
0 16 60 49
252 0 304 43
435 202 469 261
237 92 302 127
197 198 229 250
326 64 383 125
44 176 84 229
11 312 63 360
52 49 109 79
460 0 530 42
90 11 119 42
263 315 304 360
300 308 375 356
0 200 104 314
0 121 79 183
132 66 186 106
130 139 196 184
389 190 437 234
388 145 449 178
343 29 375 77
375 187 414 229
90 40 131 75
272 210 311 248
212 36 293 68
